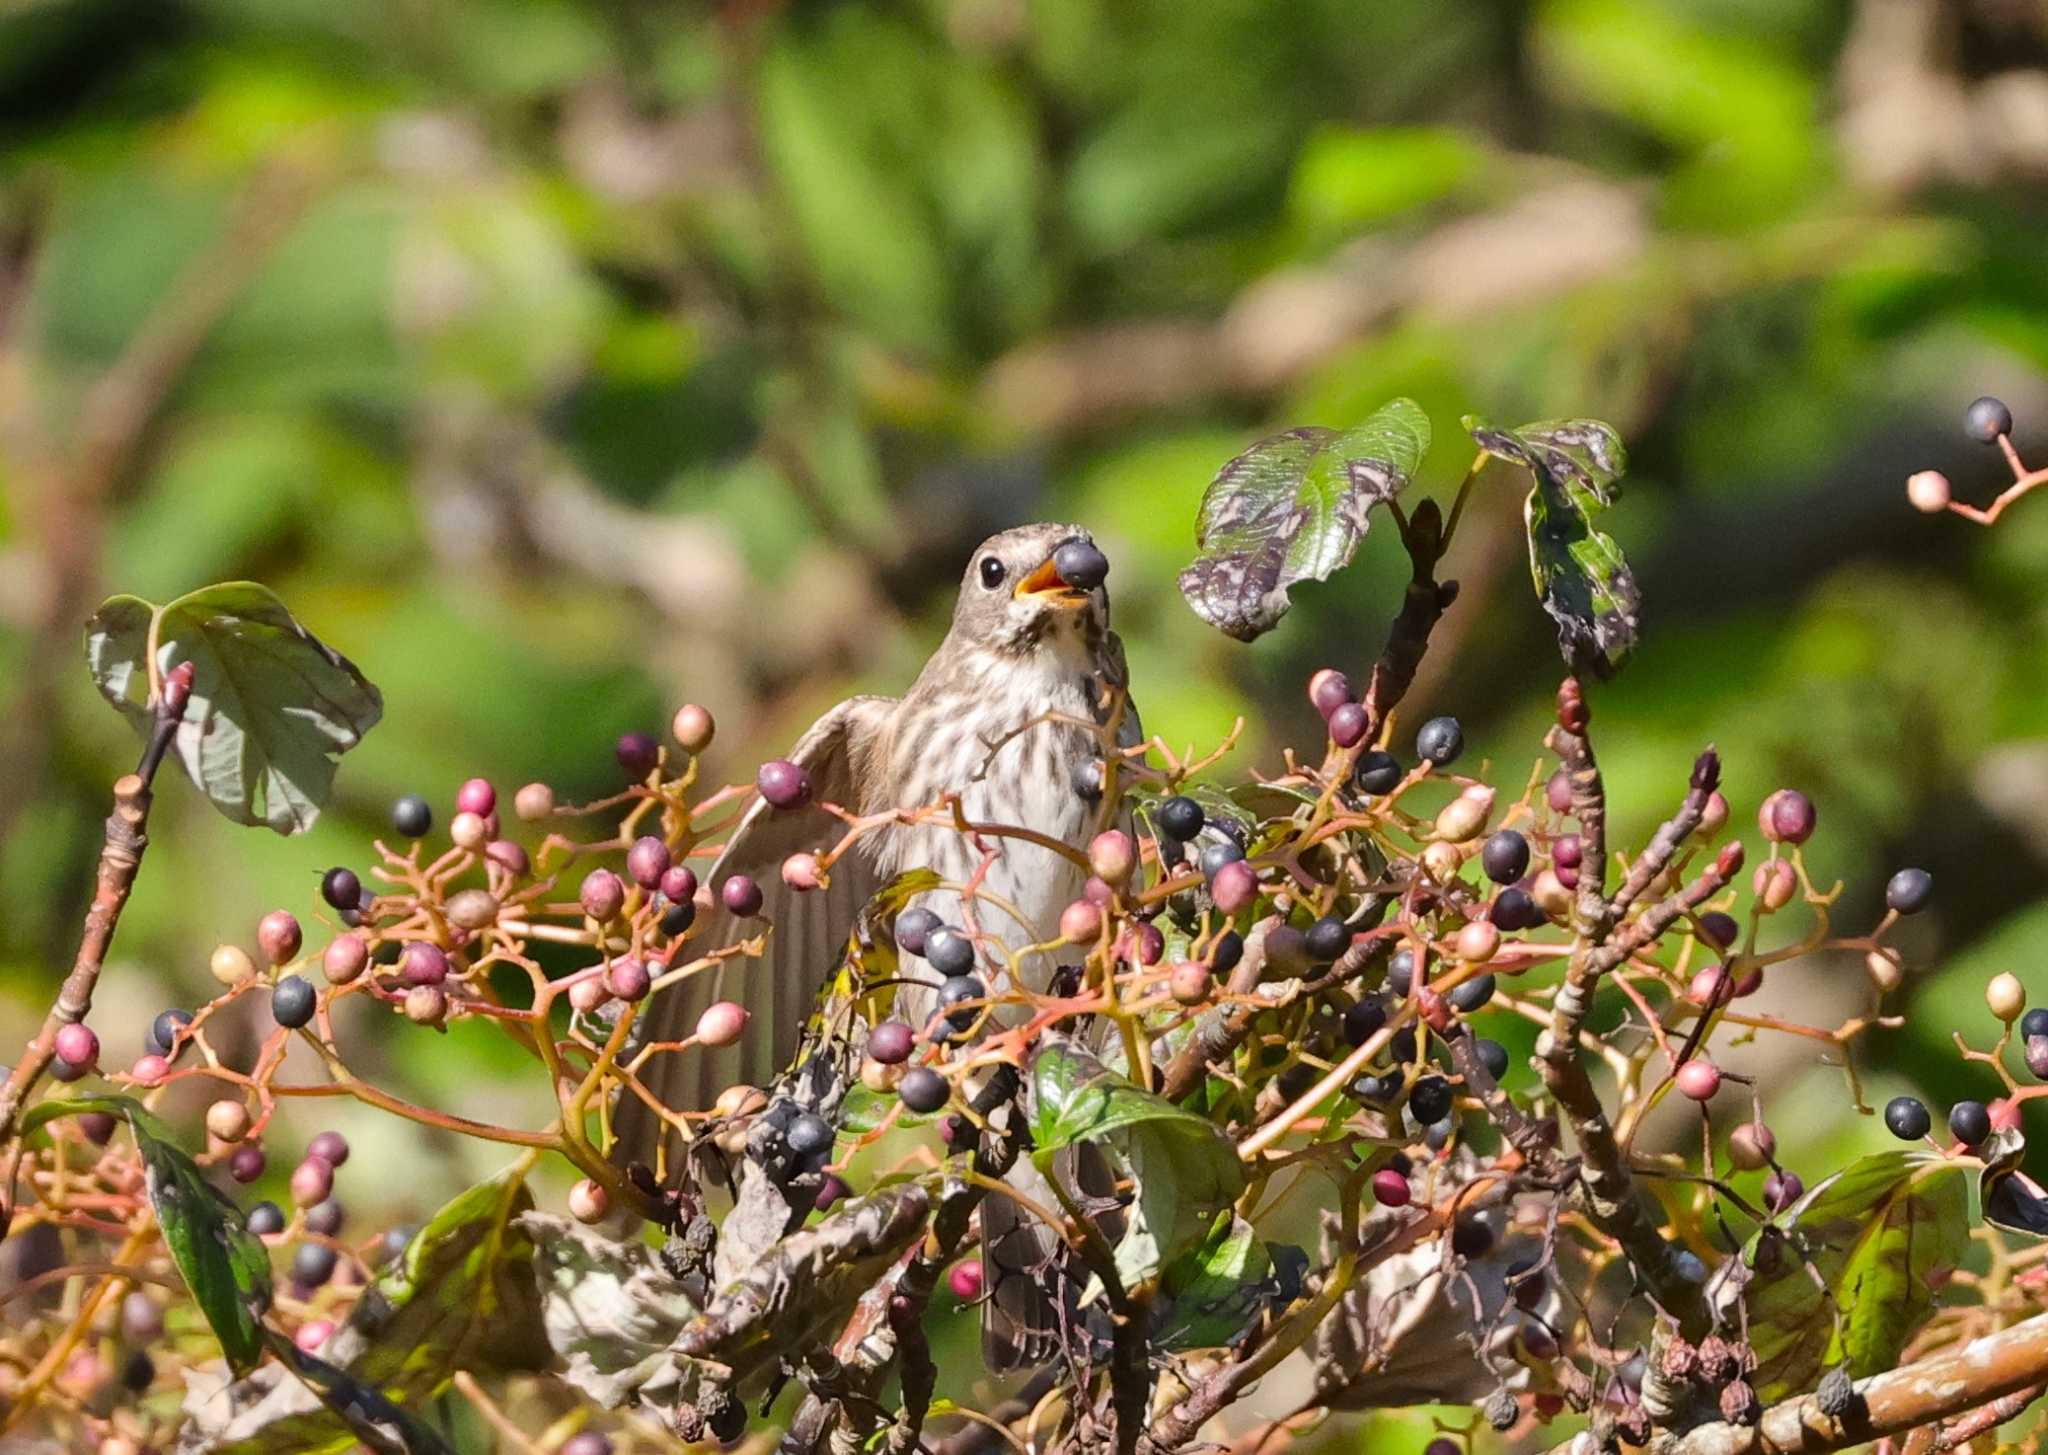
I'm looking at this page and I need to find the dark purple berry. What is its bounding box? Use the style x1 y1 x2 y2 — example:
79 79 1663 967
1885 868 1932 916
757 758 813 810
1343 997 1387 1046
1480 830 1529 885
305 1198 345 1236
1354 751 1403 796
1449 973 1495 1013
1305 916 1350 963
1884 1096 1930 1140
2023 1008 2048 1040
1491 887 1541 932
660 900 696 937
1210 930 1244 975
1966 396 2014 443
1762 1170 1804 1213
899 1066 950 1114
720 874 763 917
149 1008 194 1059
1476 1038 1510 1080
938 976 985 1030
895 908 940 956
1053 538 1110 590
1415 716 1463 767
924 927 975 977
1072 758 1104 801
270 976 317 1029
1450 1217 1493 1258
292 1241 339 1286
1157 795 1204 842
815 1173 852 1210
121 1349 155 1390
1409 1075 1454 1124
1386 950 1415 997
786 1113 834 1161
391 795 432 838
1698 911 1740 949
1199 839 1246 880
78 1111 118 1145
1949 1100 1991 1147
1328 702 1368 749
868 1022 915 1065
616 732 660 779
320 867 361 912
306 1130 350 1167
245 1201 285 1236
228 1145 267 1182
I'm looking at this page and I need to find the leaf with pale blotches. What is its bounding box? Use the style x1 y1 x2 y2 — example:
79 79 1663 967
1179 399 1430 641
1466 416 1640 677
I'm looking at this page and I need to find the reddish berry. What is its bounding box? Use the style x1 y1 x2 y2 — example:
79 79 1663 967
1328 702 1368 749
721 874 763 917
54 1023 99 1070
757 759 813 810
948 1261 984 1299
1675 1059 1722 1101
1308 669 1354 719
1759 789 1816 845
257 910 302 966
580 869 626 921
1371 1167 1411 1207
401 942 449 986
661 865 699 904
307 1131 350 1166
627 836 670 889
455 778 496 817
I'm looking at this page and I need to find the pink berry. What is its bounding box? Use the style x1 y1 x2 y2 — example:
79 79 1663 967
660 865 699 903
400 942 449 986
291 1157 334 1207
721 874 763 917
1169 962 1212 1005
485 839 530 876
781 852 824 892
1059 899 1102 943
757 759 813 810
627 836 671 890
1546 770 1573 814
580 868 626 921
54 1023 99 1070
671 703 715 754
130 1054 169 1086
568 977 609 1014
1088 830 1136 887
696 1001 749 1048
948 1261 984 1300
455 778 496 817
1212 860 1259 914
257 910 302 967
1372 1167 1412 1207
1687 966 1733 1007
605 958 651 1002
322 935 369 985
295 1320 335 1354
1675 1059 1723 1101
1121 922 1164 966
1753 859 1797 911
1759 789 1816 846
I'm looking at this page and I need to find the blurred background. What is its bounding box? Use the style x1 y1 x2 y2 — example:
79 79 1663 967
4 0 2048 1436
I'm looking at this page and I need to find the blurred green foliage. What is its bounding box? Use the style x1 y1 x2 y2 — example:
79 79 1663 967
3 0 2048 1433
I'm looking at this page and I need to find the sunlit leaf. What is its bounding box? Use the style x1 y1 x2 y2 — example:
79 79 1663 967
1155 1215 1273 1350
1179 399 1430 641
1031 1043 1244 1291
26 1095 271 1375
175 1165 544 1454
84 581 383 834
1466 416 1640 677
1741 1150 1969 1400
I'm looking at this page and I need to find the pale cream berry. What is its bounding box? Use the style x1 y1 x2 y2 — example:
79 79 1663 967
567 1178 610 1224
210 943 256 987
205 1099 252 1143
1906 470 1952 514
1987 972 2026 1023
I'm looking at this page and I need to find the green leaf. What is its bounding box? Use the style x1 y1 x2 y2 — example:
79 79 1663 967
26 1094 271 1373
1031 1044 1245 1291
1155 1215 1272 1351
1179 399 1430 642
175 1165 544 1454
84 581 383 835
1741 1151 1969 1401
1466 416 1641 678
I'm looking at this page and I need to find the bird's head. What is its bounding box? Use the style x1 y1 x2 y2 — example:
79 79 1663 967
948 523 1111 656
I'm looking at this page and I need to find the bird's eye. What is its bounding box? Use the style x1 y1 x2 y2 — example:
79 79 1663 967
979 557 1006 590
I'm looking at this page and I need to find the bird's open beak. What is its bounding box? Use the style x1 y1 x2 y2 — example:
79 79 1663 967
1013 557 1090 608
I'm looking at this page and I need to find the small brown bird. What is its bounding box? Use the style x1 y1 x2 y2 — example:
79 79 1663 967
613 522 1138 1368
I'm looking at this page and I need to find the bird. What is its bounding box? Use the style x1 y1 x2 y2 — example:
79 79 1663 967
611 522 1139 1369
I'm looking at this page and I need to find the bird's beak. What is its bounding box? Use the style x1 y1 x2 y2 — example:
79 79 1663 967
1013 557 1089 608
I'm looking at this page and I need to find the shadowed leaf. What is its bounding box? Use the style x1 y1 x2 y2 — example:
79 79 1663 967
1180 399 1429 641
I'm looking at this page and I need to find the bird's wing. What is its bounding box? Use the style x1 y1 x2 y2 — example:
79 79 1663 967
613 694 894 1176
